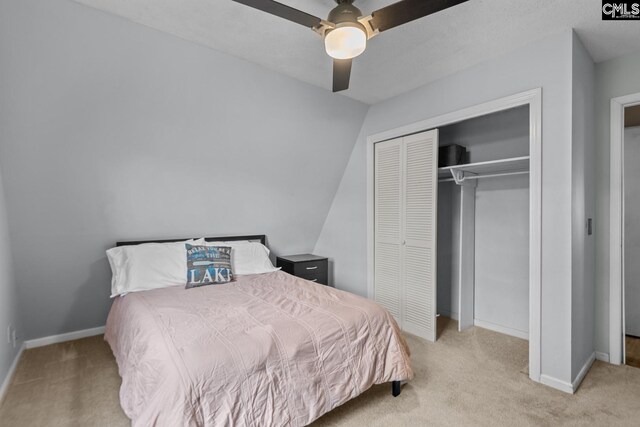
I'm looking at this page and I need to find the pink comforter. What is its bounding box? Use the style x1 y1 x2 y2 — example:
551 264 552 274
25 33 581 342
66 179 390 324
105 271 413 426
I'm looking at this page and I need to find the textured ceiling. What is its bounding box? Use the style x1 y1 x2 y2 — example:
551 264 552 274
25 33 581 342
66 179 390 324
73 0 640 104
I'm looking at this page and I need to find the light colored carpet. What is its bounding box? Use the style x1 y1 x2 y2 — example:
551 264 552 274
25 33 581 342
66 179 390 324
2 318 640 426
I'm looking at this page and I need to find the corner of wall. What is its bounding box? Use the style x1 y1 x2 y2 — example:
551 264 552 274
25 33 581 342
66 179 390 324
312 105 371 292
0 168 23 403
313 104 372 250
569 29 597 382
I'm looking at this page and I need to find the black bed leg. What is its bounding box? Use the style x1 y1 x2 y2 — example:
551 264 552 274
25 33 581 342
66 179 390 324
391 381 401 397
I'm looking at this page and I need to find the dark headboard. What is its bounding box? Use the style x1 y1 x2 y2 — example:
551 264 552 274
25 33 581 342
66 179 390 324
116 235 266 247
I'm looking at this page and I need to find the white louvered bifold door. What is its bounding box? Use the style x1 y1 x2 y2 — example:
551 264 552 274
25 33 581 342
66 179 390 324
374 138 403 323
401 130 439 342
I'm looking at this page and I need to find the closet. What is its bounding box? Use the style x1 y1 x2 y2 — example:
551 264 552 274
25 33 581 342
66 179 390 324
437 105 530 339
373 105 530 343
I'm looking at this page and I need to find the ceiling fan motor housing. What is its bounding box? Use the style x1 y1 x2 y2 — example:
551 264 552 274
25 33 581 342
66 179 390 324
328 1 364 27
324 0 368 60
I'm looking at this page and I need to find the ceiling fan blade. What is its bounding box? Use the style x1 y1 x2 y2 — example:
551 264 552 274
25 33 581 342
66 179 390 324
370 0 469 33
333 59 352 93
232 0 322 29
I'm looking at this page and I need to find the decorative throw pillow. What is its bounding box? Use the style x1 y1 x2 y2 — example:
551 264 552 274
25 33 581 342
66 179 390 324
185 244 233 288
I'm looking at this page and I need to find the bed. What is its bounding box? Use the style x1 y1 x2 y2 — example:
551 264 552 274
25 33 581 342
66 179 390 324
105 235 413 426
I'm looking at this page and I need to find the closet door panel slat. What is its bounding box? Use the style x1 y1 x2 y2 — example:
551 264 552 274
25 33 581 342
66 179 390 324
403 130 439 342
374 138 403 322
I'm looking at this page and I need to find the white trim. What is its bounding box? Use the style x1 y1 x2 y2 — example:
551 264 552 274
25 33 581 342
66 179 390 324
540 352 595 396
366 88 542 383
540 375 573 394
24 326 105 349
572 352 596 393
473 319 529 340
595 351 610 363
609 91 640 366
0 343 25 403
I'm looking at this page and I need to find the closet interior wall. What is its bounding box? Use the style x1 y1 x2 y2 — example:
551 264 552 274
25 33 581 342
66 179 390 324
437 105 531 338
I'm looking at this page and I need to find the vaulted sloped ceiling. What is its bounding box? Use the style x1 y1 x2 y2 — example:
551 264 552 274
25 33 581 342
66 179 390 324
73 0 640 104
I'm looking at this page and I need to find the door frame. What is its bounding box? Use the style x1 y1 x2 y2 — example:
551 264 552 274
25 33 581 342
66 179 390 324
366 88 542 383
609 91 640 365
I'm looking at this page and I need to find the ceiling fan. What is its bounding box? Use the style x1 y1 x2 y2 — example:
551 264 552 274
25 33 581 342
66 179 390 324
231 0 469 92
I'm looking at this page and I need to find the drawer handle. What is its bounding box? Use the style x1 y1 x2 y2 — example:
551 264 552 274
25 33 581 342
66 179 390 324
306 266 318 270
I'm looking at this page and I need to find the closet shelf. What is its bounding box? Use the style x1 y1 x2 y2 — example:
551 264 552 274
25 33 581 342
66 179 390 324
438 156 530 184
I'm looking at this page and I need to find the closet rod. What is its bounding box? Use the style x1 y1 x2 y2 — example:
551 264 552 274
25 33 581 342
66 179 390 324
439 170 529 184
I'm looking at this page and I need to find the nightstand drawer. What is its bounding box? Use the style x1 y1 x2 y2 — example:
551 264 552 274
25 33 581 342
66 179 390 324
276 254 329 285
293 260 326 277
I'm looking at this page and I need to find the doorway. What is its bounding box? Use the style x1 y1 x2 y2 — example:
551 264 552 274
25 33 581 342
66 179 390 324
624 105 640 368
609 92 640 366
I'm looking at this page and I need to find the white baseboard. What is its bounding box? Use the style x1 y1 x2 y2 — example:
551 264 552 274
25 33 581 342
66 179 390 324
539 352 596 395
595 351 610 363
540 374 573 394
0 343 25 403
24 326 105 349
572 352 595 392
473 319 529 340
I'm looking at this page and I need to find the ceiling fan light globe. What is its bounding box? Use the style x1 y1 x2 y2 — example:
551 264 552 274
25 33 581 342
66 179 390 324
324 25 367 60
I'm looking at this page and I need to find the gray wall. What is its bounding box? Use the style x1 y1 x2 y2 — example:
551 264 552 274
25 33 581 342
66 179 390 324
0 167 21 394
0 0 368 340
624 126 640 337
315 30 578 384
594 51 640 357
570 33 596 379
437 107 530 336
475 174 530 334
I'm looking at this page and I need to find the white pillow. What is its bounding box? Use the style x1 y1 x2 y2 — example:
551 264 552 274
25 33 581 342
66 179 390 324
200 240 279 275
107 238 203 297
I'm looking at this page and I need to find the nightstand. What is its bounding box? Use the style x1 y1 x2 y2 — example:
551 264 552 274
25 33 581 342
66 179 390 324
276 254 329 285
